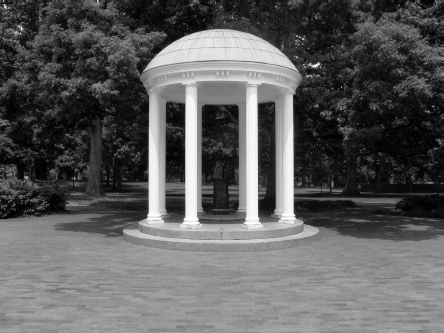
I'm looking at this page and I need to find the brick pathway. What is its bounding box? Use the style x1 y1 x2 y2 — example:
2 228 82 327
1 202 443 333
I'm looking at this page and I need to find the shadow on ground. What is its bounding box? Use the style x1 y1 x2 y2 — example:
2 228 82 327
51 203 444 243
53 206 144 238
303 208 444 242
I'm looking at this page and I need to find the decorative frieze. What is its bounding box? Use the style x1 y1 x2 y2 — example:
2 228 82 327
247 71 261 79
182 71 195 78
157 75 168 83
216 70 230 78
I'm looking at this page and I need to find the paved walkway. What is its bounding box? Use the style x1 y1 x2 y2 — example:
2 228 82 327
1 201 443 333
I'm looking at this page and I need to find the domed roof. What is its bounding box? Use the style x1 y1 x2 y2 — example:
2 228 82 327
144 29 298 73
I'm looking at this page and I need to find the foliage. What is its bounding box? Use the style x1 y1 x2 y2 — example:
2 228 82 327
1 0 442 199
37 183 67 211
0 3 40 84
395 194 444 211
0 179 66 218
21 2 166 194
55 131 89 180
328 3 443 194
0 3 51 178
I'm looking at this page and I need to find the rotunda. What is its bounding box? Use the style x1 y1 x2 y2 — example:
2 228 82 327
123 29 319 251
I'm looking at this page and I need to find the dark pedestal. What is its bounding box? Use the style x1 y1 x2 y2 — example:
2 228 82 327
212 178 230 215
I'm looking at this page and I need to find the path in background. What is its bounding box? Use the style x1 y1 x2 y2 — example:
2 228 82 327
1 188 443 333
66 181 405 212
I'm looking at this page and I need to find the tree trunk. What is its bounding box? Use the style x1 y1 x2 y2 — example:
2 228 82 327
263 112 276 206
106 164 110 186
29 159 36 182
230 163 236 184
138 164 144 182
375 161 381 193
342 152 360 196
16 163 25 180
112 155 122 191
329 174 332 194
301 167 306 187
86 116 105 195
35 160 48 180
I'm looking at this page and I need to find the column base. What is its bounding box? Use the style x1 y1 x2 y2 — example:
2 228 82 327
236 208 246 214
160 211 170 219
279 217 303 225
180 223 202 230
197 208 205 214
241 222 263 230
142 217 164 225
271 210 283 218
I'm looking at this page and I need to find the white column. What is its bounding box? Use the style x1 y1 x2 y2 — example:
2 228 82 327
181 83 202 229
146 89 163 224
159 97 169 218
197 103 204 214
237 103 246 214
279 90 299 224
243 84 262 229
272 98 283 218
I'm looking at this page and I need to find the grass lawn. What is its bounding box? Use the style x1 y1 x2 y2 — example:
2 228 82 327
63 180 426 216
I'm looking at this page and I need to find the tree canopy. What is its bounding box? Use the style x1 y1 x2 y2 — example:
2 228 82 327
0 0 442 198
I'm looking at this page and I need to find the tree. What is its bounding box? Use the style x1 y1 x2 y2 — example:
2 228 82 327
55 130 88 188
27 2 165 195
335 4 442 195
213 0 357 200
0 3 44 179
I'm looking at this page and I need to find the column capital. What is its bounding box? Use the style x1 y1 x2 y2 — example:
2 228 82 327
283 88 296 96
183 81 198 87
246 82 261 87
148 87 164 96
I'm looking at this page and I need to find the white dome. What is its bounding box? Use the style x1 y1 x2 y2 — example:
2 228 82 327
143 29 298 73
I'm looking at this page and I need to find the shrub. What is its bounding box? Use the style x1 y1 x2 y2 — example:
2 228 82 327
395 194 444 211
0 179 66 218
38 184 67 211
0 188 18 218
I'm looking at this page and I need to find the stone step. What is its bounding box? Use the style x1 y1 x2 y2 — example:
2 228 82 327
123 224 320 252
138 220 304 240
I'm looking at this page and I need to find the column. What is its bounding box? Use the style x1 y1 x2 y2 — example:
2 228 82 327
181 83 202 229
159 97 169 218
242 84 263 229
279 90 299 224
146 89 163 224
272 98 283 218
197 103 204 214
237 103 246 214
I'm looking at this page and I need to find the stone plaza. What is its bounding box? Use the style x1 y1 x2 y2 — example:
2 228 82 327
1 194 443 332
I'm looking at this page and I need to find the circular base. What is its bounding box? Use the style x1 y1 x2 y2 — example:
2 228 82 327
123 218 319 252
139 220 303 240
